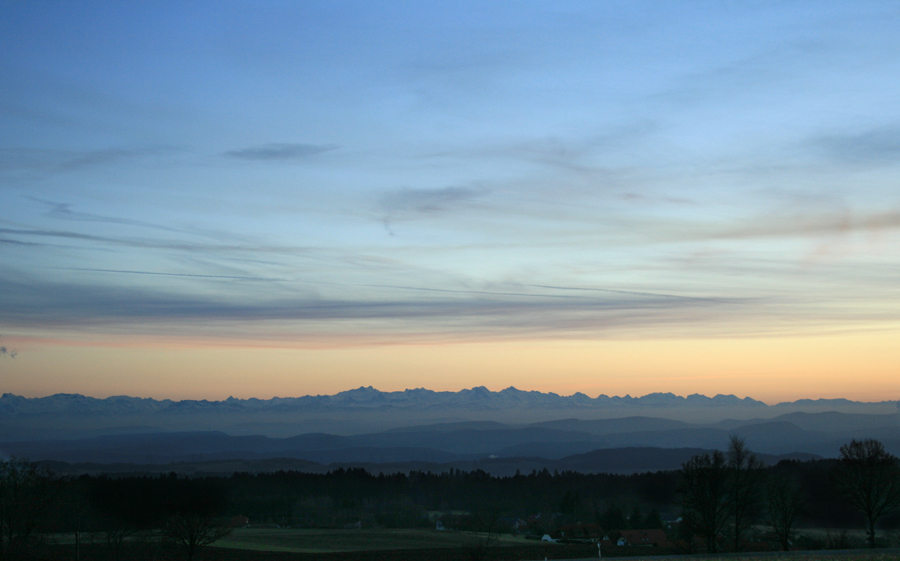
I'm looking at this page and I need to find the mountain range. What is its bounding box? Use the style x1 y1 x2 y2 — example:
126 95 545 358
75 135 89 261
2 387 897 439
2 388 897 474
0 387 773 416
8 387 892 416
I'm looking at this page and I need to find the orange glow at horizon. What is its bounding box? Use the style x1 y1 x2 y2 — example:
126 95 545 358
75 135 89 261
1 329 898 404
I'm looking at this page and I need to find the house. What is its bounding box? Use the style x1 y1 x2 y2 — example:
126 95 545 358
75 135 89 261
600 536 616 549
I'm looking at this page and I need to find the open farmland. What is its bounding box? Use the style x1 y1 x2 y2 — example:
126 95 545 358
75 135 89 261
213 530 900 561
206 543 900 561
216 527 529 553
706 555 900 561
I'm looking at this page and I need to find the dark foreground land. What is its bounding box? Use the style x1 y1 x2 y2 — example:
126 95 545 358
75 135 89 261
36 531 900 561
43 543 597 561
37 543 900 561
40 529 600 561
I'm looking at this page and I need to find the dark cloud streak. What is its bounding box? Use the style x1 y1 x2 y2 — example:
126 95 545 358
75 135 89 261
527 284 720 302
223 143 339 161
0 274 769 341
0 227 318 254
0 147 173 173
49 267 276 282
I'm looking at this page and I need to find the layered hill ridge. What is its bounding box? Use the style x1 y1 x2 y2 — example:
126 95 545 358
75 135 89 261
3 410 898 471
2 389 897 450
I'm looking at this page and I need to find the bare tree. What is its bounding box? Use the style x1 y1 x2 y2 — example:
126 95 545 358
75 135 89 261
765 472 805 551
0 457 54 560
460 510 499 561
678 450 730 553
727 435 765 551
102 522 136 561
832 438 900 548
59 478 92 561
162 513 232 561
462 529 497 561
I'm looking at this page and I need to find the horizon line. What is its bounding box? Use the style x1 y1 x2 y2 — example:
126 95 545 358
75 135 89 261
4 386 900 408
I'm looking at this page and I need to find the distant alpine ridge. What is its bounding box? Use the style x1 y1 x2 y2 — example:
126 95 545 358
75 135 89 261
0 386 891 415
2 387 899 468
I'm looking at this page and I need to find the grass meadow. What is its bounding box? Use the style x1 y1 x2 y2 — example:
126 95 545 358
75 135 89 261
216 527 529 552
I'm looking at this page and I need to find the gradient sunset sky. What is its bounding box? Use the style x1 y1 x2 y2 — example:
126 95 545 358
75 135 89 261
2 1 899 403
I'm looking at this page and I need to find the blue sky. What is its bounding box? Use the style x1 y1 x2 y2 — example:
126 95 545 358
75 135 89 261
2 1 900 400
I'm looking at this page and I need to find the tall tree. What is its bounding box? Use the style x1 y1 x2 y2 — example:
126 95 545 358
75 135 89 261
643 506 663 530
727 435 765 551
678 450 730 553
598 503 626 531
832 438 900 548
628 504 643 529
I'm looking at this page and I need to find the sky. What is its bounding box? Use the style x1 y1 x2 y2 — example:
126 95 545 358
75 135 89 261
1 1 899 403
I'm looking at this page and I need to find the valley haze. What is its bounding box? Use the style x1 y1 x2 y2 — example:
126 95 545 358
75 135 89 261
2 387 898 474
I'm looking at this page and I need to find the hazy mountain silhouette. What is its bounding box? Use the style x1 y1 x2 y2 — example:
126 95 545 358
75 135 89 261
2 389 897 473
3 409 897 469
3 389 897 442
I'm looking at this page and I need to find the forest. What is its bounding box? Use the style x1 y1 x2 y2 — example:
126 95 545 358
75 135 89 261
1 437 898 560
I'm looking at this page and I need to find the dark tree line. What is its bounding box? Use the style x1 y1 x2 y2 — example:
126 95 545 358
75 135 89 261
832 438 900 548
2 437 898 559
676 436 767 553
0 458 54 561
0 460 681 559
677 437 900 552
0 461 234 561
223 466 678 528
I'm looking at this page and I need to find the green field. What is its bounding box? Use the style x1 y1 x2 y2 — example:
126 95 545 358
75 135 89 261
698 556 900 561
216 527 529 553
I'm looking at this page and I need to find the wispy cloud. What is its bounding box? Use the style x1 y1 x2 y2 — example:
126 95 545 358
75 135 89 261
380 186 487 215
0 273 758 341
0 227 318 254
378 186 489 235
712 209 900 241
49 267 276 282
811 125 900 166
28 197 183 233
0 237 42 247
7 264 889 344
223 143 339 161
0 147 170 173
421 132 650 181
